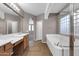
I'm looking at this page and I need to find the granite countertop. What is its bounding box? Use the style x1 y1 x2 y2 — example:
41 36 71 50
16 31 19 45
0 38 12 47
0 33 29 46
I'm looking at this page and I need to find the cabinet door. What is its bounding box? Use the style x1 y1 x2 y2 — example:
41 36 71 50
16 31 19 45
5 42 13 51
24 37 27 49
4 42 13 56
0 46 4 53
24 35 29 49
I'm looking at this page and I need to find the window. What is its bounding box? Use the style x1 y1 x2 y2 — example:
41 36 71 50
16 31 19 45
29 24 34 31
74 10 79 36
60 15 70 35
29 25 31 31
29 18 34 31
60 10 79 36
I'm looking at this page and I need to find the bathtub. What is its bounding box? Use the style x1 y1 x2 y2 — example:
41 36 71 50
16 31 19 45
46 34 79 56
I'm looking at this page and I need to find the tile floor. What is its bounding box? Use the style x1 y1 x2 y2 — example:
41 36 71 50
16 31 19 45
23 40 52 56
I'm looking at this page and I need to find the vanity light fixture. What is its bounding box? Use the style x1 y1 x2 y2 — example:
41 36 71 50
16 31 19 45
8 3 20 12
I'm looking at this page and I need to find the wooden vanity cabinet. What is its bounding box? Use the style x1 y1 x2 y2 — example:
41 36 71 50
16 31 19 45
4 42 13 55
0 42 13 56
12 39 24 56
23 35 29 50
0 34 29 56
0 46 4 53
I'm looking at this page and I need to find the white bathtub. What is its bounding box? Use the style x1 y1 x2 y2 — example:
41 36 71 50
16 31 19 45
46 34 79 56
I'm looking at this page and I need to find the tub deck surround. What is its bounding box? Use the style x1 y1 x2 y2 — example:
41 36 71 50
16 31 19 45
46 34 79 56
0 33 29 56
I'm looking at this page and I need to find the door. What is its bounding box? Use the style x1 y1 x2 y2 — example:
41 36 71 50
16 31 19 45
36 20 42 41
12 22 18 33
7 20 18 34
7 21 12 34
29 17 35 41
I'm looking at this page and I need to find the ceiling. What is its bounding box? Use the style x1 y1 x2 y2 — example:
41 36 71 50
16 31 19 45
59 4 79 16
18 3 47 16
0 3 17 16
18 3 67 16
49 3 67 13
0 3 68 16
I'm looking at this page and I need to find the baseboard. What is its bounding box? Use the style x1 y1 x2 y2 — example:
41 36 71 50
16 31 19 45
34 39 46 43
34 39 42 41
42 40 46 43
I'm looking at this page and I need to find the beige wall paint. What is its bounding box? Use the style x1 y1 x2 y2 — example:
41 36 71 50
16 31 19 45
0 9 36 36
19 12 36 32
0 19 6 34
36 14 58 42
43 14 58 42
0 7 58 42
0 13 20 34
19 12 36 40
